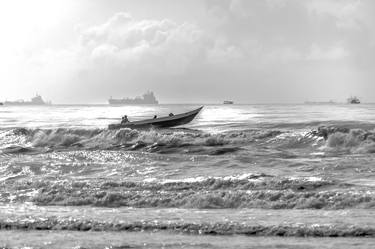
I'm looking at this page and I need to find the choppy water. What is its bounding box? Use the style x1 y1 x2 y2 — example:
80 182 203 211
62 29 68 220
1 104 375 248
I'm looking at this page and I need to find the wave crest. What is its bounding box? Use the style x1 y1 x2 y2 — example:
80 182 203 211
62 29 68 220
316 126 375 153
0 127 286 154
1 216 374 237
14 176 370 210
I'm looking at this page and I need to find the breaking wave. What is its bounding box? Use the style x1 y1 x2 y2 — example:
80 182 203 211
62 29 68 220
0 216 374 237
3 125 375 155
32 187 374 209
4 175 373 210
0 127 288 155
313 126 375 154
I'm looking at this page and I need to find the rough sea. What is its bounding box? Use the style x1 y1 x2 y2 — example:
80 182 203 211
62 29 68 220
1 104 375 248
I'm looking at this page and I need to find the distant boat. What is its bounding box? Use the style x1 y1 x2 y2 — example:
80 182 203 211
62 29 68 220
4 95 50 106
109 91 158 105
223 100 234 104
108 106 203 130
0 102 3 106
347 96 360 104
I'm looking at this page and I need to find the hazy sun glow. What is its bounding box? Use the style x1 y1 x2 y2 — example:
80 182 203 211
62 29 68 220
0 0 75 95
0 0 72 50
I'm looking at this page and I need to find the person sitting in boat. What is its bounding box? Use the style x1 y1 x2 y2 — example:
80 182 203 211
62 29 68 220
153 115 157 119
169 113 174 117
121 115 129 124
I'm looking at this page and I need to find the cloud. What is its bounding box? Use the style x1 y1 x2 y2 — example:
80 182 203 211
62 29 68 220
205 0 375 68
200 0 375 101
79 13 214 75
6 1 375 103
306 0 362 29
307 44 349 61
26 12 238 103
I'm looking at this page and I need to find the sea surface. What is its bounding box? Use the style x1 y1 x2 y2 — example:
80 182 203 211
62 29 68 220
1 104 375 248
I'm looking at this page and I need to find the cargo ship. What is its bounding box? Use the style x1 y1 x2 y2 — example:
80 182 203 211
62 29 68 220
347 96 360 104
108 91 159 105
4 94 50 106
223 100 234 104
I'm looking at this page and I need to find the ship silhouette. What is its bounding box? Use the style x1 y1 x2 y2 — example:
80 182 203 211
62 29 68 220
108 91 159 105
347 96 360 104
223 100 234 104
4 94 50 106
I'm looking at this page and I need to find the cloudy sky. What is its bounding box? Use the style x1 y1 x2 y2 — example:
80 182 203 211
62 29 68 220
0 0 374 104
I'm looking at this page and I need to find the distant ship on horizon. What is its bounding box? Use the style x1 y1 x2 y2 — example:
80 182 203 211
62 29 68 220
304 100 336 104
4 94 51 106
108 91 159 105
347 96 360 104
223 100 234 104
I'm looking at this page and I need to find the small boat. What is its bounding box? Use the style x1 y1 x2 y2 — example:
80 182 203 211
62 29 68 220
0 102 3 106
223 100 234 104
108 106 203 130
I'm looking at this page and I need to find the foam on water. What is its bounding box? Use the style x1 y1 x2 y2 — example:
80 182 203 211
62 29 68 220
1 205 375 239
1 104 375 247
2 174 373 210
1 231 374 249
2 125 375 157
0 127 294 156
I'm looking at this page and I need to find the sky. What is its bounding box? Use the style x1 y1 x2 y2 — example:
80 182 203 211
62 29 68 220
0 0 374 104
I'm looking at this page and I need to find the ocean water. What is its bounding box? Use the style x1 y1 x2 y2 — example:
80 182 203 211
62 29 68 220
1 104 375 248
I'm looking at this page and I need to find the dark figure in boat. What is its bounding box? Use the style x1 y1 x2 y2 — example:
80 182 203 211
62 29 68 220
122 114 163 123
169 113 174 117
121 115 129 124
